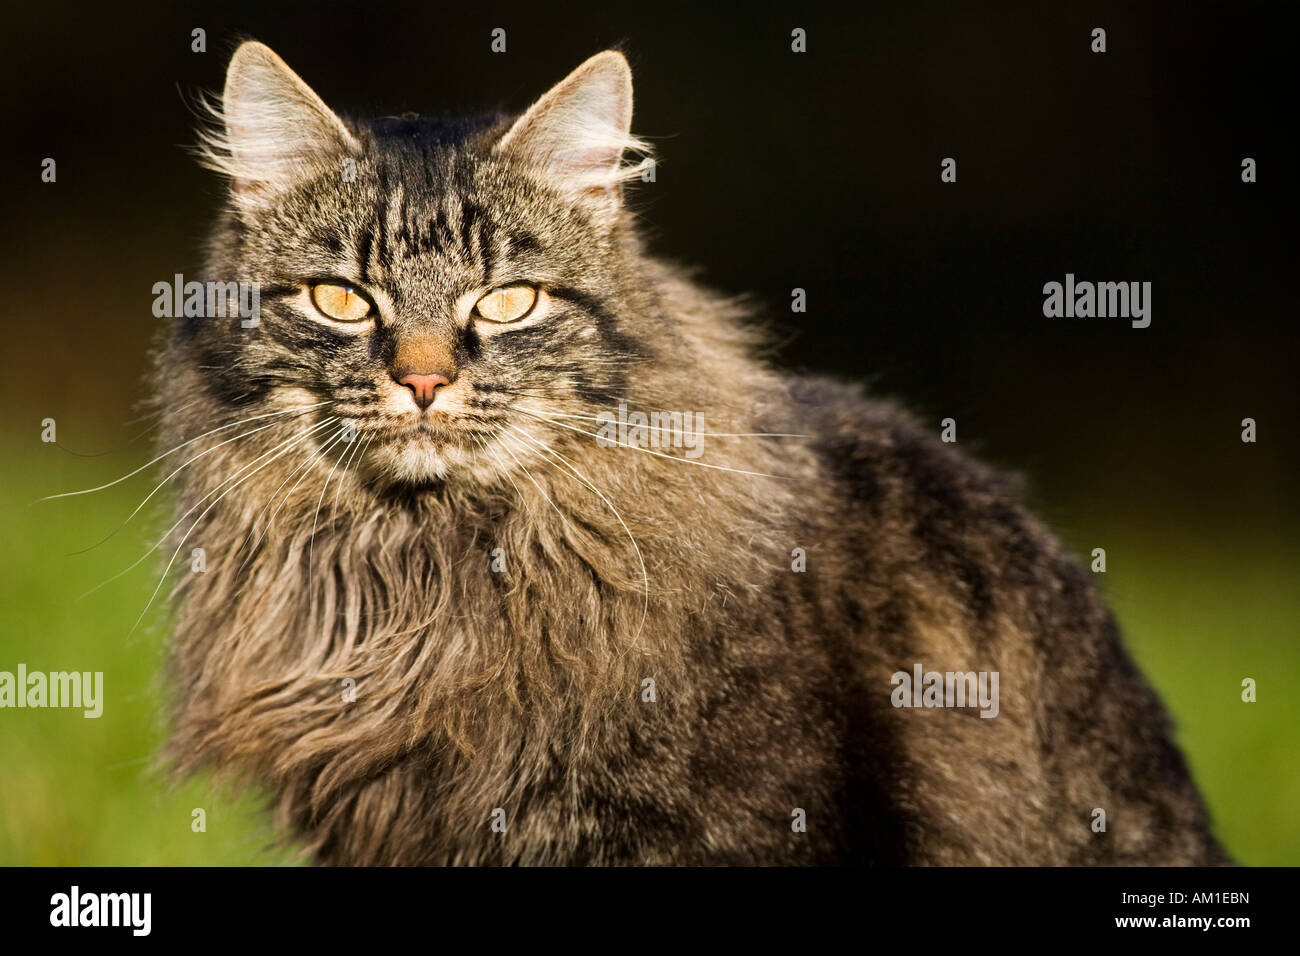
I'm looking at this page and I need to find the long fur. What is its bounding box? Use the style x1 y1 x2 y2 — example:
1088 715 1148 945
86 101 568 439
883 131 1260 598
155 44 1230 865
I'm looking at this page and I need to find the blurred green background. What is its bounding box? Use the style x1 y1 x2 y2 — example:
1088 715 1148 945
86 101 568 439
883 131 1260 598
2 2 1295 864
4 427 1293 865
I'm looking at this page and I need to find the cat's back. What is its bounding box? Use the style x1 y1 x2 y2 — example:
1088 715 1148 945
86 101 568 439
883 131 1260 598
788 375 1048 616
788 374 1130 676
784 376 1228 865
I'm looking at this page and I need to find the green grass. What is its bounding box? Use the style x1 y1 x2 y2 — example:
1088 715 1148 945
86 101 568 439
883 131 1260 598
1 429 1295 864
0 430 296 865
1088 527 1300 866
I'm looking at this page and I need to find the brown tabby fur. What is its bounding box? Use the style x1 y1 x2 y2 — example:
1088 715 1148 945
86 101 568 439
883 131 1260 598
154 43 1230 865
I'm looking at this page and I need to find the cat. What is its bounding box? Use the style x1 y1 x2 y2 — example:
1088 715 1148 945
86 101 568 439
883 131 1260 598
154 40 1230 865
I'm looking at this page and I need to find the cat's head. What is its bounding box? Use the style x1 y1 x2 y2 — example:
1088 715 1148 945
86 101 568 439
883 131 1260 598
188 41 660 486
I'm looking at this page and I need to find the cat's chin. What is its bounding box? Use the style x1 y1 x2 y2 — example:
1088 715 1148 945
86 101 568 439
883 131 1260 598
371 431 476 485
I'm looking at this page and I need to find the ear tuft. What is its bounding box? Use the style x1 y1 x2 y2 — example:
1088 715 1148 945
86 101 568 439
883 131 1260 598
494 51 652 217
196 41 360 197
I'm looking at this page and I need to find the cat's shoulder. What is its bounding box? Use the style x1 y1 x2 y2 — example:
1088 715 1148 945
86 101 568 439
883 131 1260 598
788 376 1028 515
789 377 1079 618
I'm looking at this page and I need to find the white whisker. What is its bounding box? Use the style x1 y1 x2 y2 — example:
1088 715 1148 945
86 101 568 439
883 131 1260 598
67 405 325 555
503 423 650 649
512 405 805 438
238 423 350 570
491 430 576 536
331 430 370 524
40 401 333 501
81 417 338 600
308 430 358 588
509 406 787 480
130 419 342 633
243 426 351 572
474 432 534 528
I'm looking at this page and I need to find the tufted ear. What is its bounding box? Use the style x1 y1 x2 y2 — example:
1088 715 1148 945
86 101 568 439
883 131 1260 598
199 41 360 202
494 51 652 225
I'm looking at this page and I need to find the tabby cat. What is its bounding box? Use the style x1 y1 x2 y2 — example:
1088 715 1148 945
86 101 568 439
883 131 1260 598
155 41 1229 865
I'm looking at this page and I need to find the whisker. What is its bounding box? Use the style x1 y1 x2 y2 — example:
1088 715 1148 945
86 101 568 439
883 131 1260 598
39 401 333 502
238 424 350 570
131 419 343 633
474 432 535 528
491 429 576 537
511 405 806 438
79 418 338 600
503 423 649 649
308 430 357 591
66 405 325 556
240 426 350 573
508 406 787 480
331 430 370 525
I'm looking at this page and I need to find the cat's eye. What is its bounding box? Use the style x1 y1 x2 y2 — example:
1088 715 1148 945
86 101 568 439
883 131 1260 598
310 282 373 322
475 284 538 323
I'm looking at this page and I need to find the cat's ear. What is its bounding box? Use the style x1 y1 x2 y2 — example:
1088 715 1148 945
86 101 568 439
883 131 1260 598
201 41 360 202
494 51 651 226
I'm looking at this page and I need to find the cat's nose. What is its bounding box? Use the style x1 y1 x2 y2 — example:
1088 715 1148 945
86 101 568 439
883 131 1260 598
394 370 454 410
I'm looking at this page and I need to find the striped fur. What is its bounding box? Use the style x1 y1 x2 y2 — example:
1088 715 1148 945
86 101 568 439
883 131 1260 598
155 43 1230 865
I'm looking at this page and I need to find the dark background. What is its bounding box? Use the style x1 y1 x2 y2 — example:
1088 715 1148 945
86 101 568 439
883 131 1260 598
3 1 1293 525
0 2 1295 864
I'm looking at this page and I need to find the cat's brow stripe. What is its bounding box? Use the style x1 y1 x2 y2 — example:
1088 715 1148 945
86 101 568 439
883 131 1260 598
456 202 476 258
505 229 541 257
373 197 391 270
355 226 374 285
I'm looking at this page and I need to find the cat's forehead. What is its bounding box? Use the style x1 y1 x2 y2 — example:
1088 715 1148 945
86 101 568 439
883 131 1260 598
305 138 582 276
256 137 575 322
353 159 549 276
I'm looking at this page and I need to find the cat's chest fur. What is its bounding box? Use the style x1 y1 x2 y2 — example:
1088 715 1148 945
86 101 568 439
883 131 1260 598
163 429 828 864
161 384 1229 866
157 40 1228 866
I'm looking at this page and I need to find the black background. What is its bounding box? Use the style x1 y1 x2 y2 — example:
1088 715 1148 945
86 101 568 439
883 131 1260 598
2 0 1293 526
2 864 1281 940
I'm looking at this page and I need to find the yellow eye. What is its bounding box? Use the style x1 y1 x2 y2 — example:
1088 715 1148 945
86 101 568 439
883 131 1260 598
475 284 538 323
310 283 372 322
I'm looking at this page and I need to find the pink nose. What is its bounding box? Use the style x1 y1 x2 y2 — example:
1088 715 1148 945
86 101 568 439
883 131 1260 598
395 371 452 410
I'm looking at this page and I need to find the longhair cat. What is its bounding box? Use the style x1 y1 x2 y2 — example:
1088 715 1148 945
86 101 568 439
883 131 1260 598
155 41 1229 865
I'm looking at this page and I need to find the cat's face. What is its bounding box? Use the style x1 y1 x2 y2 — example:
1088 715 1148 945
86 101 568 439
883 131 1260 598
191 43 653 486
